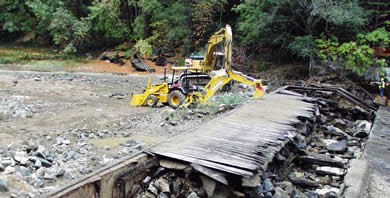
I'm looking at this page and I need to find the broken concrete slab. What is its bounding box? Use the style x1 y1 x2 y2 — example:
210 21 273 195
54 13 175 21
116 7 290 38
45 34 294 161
316 166 346 176
148 183 159 196
241 174 261 187
352 120 371 138
13 151 29 165
154 178 170 193
0 177 8 192
323 125 348 137
274 186 289 198
200 175 216 197
159 159 188 170
315 185 339 196
326 140 348 154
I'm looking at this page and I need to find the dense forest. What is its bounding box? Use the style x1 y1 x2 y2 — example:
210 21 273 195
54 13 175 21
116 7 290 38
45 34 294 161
0 0 389 74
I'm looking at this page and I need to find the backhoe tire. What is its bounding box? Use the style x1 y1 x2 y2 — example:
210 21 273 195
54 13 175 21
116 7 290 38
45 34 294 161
145 95 158 107
168 90 186 109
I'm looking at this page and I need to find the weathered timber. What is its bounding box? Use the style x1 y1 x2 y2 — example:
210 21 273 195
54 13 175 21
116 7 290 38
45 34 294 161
191 163 228 185
296 155 346 168
150 93 315 177
285 85 377 113
289 176 321 188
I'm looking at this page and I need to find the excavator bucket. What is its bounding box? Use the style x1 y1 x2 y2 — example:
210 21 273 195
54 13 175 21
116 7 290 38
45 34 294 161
253 83 265 99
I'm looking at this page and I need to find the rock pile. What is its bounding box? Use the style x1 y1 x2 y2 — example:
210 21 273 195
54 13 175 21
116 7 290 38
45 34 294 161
253 89 374 197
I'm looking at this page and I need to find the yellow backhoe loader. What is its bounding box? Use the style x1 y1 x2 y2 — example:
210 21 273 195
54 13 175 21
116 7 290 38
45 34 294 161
130 25 265 108
130 68 264 108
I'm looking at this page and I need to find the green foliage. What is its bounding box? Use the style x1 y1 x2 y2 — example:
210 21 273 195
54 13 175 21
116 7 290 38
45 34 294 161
315 36 340 61
0 0 382 63
234 0 368 49
124 49 135 59
358 27 390 47
0 45 83 65
132 16 146 40
160 1 191 52
316 28 389 75
27 0 64 35
0 0 35 32
88 0 129 40
147 20 170 49
338 42 374 75
192 1 226 48
134 39 153 57
233 0 271 46
136 0 197 54
311 0 367 29
138 0 162 15
288 35 317 58
48 8 77 46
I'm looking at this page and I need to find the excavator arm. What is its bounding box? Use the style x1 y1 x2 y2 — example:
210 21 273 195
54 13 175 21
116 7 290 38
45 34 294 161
183 69 265 107
191 25 233 73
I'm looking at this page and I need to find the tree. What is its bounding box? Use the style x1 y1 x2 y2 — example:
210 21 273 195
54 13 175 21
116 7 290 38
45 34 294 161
234 0 368 50
88 0 129 40
316 28 389 75
0 0 35 34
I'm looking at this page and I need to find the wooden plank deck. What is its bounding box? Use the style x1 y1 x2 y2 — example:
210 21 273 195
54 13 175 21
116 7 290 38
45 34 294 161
148 93 315 177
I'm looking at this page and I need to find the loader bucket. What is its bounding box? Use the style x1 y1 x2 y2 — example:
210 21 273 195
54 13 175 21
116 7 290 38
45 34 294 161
130 94 147 106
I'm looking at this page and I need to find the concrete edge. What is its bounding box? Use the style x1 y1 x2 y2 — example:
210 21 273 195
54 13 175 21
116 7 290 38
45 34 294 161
343 158 369 198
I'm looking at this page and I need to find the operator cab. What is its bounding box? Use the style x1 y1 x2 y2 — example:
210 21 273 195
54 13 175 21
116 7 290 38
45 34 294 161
185 55 204 67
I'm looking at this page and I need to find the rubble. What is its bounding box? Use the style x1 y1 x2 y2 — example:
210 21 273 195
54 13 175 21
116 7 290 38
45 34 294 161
350 120 371 137
0 177 8 192
326 140 348 154
315 166 346 176
260 84 375 198
0 69 379 197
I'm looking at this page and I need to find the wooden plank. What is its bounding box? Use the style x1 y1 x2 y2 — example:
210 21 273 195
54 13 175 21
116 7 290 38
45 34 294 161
149 93 315 177
191 163 229 185
153 152 254 177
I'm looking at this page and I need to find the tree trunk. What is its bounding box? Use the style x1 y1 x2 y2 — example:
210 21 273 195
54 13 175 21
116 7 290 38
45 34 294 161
309 55 314 77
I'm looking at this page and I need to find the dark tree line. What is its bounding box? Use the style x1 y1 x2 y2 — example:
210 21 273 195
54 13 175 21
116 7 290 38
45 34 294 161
0 0 389 73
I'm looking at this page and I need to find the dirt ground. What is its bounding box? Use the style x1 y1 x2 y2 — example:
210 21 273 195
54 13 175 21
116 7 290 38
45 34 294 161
0 68 237 197
0 58 315 197
68 59 173 74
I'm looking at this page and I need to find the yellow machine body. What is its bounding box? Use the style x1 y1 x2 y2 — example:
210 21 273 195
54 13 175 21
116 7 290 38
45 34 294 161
188 25 233 73
182 69 265 108
130 24 265 108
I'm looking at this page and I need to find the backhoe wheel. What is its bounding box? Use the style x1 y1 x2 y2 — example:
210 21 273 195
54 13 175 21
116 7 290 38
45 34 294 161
168 90 186 108
145 95 158 107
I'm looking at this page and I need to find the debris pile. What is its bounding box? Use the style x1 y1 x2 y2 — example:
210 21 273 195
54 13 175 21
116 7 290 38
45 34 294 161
123 85 375 198
123 160 244 198
254 87 374 197
100 51 126 65
0 130 149 197
0 97 38 120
